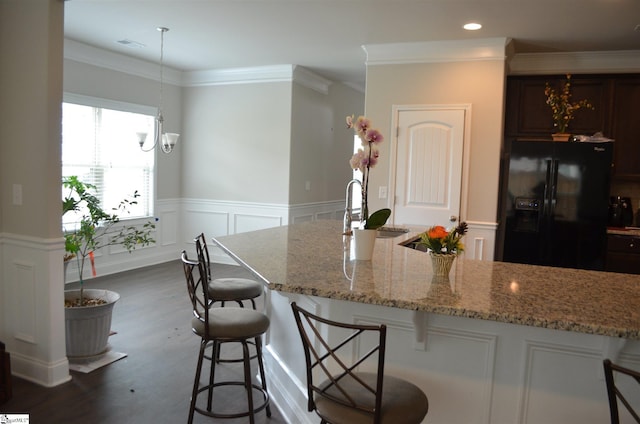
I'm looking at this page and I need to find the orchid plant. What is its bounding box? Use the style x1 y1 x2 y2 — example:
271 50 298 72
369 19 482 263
347 115 391 230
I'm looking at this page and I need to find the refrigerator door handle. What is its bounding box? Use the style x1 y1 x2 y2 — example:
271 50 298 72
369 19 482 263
543 159 552 217
549 159 559 217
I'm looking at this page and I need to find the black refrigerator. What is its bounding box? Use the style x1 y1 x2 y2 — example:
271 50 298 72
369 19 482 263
497 140 613 270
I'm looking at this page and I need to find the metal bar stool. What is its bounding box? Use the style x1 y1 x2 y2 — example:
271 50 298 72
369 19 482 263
182 251 271 424
603 358 640 423
291 301 429 424
195 233 263 309
195 233 265 364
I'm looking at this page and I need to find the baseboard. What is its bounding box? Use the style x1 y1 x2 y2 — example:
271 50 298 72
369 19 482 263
263 345 316 424
10 352 71 388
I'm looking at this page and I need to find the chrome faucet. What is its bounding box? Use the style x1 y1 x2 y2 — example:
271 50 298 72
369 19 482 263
343 179 362 235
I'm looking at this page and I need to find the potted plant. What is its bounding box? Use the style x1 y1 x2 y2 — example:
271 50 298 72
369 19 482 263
347 115 391 259
544 74 594 141
62 175 155 358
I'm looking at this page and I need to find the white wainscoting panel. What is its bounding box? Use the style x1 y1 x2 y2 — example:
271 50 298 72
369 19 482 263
0 233 70 387
11 260 38 344
463 220 498 261
519 340 608 424
181 198 344 263
234 213 283 234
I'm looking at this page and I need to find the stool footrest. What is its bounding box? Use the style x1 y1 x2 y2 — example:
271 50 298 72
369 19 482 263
193 381 270 419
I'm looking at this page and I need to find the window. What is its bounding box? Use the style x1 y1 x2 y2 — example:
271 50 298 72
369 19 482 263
62 94 156 226
352 134 363 213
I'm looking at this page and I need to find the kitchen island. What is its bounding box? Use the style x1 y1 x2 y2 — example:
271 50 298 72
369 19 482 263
213 220 640 424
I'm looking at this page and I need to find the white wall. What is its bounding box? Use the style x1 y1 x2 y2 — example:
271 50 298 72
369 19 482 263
289 80 364 204
180 66 365 255
182 81 292 203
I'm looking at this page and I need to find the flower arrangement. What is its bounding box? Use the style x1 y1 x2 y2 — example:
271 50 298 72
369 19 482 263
417 222 468 255
544 74 594 134
347 115 391 230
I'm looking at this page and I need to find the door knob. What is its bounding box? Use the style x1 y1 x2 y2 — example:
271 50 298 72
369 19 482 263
450 216 458 222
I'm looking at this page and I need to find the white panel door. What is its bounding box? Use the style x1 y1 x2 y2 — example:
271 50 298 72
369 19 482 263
393 108 465 227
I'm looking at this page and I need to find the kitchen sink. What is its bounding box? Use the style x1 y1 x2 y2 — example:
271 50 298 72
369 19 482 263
376 227 410 238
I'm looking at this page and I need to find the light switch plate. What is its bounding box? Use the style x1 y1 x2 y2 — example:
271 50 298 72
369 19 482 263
12 183 22 205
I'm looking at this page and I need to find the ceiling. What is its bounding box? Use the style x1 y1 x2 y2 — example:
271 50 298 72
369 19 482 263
64 0 640 89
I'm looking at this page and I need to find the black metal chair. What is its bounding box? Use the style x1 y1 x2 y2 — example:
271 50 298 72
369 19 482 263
195 233 263 309
291 301 429 424
603 358 640 423
195 233 265 364
182 251 271 424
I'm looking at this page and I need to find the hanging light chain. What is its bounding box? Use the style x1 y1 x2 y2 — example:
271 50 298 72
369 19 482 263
139 26 179 154
157 27 167 117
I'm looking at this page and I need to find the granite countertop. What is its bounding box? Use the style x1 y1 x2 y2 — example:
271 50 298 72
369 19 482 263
213 220 640 340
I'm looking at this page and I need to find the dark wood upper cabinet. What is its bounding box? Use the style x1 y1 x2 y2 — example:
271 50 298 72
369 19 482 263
505 74 640 180
611 78 640 180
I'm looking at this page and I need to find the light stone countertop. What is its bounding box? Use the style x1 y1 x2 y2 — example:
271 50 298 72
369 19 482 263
213 220 640 340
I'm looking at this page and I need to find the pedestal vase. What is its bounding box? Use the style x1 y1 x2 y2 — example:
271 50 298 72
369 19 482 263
430 252 456 277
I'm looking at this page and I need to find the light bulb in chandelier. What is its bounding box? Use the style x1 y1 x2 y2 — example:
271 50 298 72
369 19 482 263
137 26 180 154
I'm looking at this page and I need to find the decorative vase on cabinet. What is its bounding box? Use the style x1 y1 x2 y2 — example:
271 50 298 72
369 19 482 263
552 133 571 142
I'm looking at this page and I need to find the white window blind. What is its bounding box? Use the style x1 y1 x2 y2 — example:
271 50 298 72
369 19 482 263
62 95 156 225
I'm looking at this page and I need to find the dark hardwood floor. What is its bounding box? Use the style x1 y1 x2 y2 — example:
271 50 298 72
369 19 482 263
1 260 287 423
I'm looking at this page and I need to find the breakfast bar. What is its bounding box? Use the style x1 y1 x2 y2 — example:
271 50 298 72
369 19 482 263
212 220 640 424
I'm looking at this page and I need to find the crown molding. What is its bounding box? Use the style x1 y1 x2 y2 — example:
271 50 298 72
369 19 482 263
183 64 332 94
64 39 332 92
508 50 640 75
362 37 511 66
292 65 332 95
182 64 294 87
64 39 182 86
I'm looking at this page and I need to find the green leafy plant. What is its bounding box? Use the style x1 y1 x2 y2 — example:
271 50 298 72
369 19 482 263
417 222 468 255
347 115 391 230
63 175 155 305
544 74 594 134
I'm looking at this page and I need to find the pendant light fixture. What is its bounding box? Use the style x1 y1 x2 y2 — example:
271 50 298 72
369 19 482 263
138 27 179 153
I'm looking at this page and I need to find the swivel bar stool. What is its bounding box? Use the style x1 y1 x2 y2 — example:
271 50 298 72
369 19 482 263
195 233 263 309
195 233 264 363
182 251 271 424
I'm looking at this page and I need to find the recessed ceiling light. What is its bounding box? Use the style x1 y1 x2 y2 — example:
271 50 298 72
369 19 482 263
463 22 482 31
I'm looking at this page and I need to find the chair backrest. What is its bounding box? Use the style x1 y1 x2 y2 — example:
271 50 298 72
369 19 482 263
290 301 386 423
181 250 211 336
603 359 640 424
194 233 212 281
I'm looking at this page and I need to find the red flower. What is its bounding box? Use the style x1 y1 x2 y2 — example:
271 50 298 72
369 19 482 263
428 226 448 240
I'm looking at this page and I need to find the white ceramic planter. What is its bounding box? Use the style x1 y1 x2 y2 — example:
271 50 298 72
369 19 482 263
353 228 377 260
64 289 119 359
